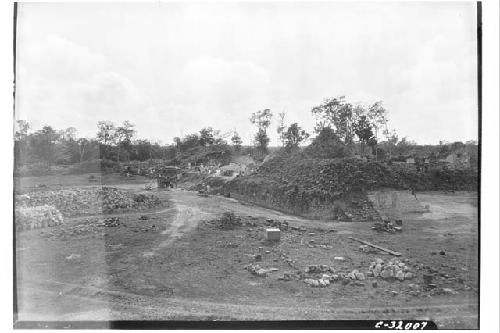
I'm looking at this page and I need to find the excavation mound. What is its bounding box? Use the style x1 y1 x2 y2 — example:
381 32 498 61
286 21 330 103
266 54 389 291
225 153 477 221
225 157 396 220
15 186 162 217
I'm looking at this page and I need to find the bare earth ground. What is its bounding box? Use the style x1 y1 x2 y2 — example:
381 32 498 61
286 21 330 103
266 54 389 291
14 174 478 328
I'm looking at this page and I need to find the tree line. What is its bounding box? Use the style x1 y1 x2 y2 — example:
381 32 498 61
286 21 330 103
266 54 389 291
14 95 477 170
248 96 397 158
14 120 171 169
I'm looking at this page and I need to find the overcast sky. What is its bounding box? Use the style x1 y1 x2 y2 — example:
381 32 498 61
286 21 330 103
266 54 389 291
15 2 478 146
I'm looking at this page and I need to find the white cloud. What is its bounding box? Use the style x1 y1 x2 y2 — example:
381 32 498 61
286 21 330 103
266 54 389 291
16 34 152 137
15 2 478 145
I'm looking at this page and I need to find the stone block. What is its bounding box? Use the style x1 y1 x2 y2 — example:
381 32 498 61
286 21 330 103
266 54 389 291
265 228 281 241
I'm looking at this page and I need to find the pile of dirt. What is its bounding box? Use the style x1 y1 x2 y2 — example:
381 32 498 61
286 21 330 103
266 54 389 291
225 156 394 220
15 205 64 231
15 187 162 217
225 153 477 220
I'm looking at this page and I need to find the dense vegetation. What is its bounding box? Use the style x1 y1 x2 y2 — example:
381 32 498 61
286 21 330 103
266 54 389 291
15 95 478 178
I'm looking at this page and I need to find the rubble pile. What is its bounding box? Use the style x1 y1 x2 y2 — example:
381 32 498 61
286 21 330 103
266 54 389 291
217 212 242 229
368 258 415 281
304 274 332 288
265 218 289 230
303 265 336 287
40 216 122 238
372 220 402 233
15 187 162 217
299 259 418 288
15 205 64 231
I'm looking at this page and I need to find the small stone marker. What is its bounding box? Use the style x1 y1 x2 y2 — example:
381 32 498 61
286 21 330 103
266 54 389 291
265 228 281 241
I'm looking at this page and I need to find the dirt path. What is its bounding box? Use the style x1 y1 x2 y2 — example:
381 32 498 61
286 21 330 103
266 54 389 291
143 188 314 250
158 204 210 247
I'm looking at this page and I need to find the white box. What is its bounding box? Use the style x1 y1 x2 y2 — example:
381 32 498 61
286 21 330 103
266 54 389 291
265 228 281 241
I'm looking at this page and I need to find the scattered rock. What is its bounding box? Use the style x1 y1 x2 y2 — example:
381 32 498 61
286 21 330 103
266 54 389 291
16 187 162 217
66 254 80 260
15 205 64 231
359 245 370 253
408 283 420 291
442 288 458 295
245 264 268 277
368 258 415 282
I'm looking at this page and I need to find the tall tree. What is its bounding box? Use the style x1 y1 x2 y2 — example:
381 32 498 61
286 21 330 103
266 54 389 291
15 120 31 141
230 132 243 151
311 96 356 144
367 101 388 160
199 127 216 146
283 123 309 151
59 127 77 142
254 130 270 155
14 120 31 166
353 115 376 155
382 128 398 157
96 121 116 146
276 111 287 147
250 109 273 155
96 121 116 160
29 126 61 168
115 121 136 162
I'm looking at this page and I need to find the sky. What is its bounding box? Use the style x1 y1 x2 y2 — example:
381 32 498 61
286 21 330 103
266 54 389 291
14 1 478 146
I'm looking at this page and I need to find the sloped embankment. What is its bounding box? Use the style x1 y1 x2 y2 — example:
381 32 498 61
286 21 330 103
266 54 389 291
225 157 405 221
224 155 478 221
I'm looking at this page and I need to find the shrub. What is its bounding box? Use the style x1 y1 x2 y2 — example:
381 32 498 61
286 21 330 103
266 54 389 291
218 211 241 229
133 193 148 202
